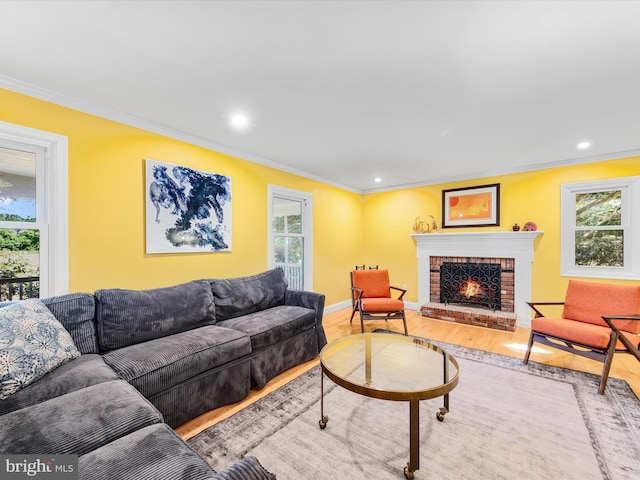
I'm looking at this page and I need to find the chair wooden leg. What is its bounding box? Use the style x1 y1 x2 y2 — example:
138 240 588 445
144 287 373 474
523 331 535 364
402 311 408 336
349 304 358 323
603 317 640 362
598 330 619 395
360 312 365 333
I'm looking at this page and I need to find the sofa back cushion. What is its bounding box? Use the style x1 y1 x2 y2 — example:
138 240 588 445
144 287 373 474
210 268 287 321
0 293 99 354
95 280 216 351
41 293 99 354
562 279 640 333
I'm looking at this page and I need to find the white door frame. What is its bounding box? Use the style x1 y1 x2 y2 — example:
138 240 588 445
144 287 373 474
0 120 69 296
267 185 313 291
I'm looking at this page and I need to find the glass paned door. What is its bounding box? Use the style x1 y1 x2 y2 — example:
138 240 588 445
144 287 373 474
273 196 304 290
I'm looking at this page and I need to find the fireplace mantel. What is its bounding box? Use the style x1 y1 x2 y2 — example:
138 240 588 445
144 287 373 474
412 231 543 327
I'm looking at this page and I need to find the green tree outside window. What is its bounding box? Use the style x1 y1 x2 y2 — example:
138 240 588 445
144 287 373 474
575 190 623 267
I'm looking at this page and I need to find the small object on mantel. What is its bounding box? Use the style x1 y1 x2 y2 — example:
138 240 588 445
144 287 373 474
428 214 438 232
512 223 520 231
412 215 438 233
523 221 537 231
413 216 429 233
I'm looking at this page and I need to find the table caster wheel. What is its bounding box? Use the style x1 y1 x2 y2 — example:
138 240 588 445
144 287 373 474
404 465 414 479
319 416 328 429
436 407 448 422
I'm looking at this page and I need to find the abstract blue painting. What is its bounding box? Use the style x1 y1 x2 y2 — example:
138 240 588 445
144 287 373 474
145 158 232 253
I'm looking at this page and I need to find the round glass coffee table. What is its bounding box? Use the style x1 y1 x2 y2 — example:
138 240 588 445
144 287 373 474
319 332 460 479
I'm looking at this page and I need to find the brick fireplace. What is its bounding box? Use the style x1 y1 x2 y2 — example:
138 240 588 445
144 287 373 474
412 231 543 330
435 257 513 311
426 256 515 331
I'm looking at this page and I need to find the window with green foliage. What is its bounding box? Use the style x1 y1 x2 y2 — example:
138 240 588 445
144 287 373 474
0 122 69 299
575 190 622 266
0 144 41 299
273 213 302 262
273 208 302 259
562 177 639 279
0 227 40 252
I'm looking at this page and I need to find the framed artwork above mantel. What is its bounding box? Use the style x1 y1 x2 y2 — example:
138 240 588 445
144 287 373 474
442 183 500 228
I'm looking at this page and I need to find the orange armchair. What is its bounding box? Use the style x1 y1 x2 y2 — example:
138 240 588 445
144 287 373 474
350 268 408 335
523 279 640 394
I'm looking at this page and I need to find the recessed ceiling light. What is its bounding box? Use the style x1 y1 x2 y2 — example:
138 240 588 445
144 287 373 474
577 141 592 150
374 177 382 183
229 113 250 130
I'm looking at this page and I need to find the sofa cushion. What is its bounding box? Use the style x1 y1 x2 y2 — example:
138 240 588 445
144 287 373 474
0 354 119 416
0 380 163 455
101 325 251 398
0 300 80 400
217 305 316 351
0 294 98 354
148 355 251 428
41 293 99 354
95 279 217 351
210 268 287 321
246 328 318 389
78 423 217 480
79 422 278 480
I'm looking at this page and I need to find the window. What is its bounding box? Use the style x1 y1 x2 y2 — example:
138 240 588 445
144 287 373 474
0 121 68 298
561 176 640 279
0 144 41 300
273 207 302 266
268 186 312 290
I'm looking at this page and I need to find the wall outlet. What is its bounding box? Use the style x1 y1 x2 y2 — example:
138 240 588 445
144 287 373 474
402 284 408 290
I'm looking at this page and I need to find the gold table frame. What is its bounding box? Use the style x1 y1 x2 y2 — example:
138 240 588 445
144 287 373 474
319 333 460 479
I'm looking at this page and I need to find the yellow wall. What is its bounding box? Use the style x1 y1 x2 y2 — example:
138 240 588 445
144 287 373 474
363 157 640 303
2 87 638 309
0 88 362 305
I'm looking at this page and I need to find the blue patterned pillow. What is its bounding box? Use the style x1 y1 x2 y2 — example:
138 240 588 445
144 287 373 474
0 299 80 400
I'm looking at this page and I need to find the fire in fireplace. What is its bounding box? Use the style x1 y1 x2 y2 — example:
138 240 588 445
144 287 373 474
440 261 501 311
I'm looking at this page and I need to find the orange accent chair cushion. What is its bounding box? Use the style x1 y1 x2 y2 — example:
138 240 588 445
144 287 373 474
562 280 640 334
351 269 392 298
531 316 639 350
361 298 404 313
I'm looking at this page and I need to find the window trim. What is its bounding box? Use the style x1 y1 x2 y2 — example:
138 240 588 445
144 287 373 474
0 121 69 295
561 176 640 280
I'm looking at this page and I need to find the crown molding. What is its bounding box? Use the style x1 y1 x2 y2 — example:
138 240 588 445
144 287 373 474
362 148 640 194
4 74 637 197
0 75 362 194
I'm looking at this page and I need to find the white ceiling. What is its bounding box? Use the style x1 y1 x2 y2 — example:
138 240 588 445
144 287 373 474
1 0 640 192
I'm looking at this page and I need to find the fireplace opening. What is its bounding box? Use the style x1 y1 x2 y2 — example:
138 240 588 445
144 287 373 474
440 261 501 311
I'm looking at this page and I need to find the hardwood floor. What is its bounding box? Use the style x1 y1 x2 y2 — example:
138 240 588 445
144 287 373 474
176 308 640 440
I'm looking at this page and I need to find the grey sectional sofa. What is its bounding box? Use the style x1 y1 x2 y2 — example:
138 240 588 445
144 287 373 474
0 268 326 479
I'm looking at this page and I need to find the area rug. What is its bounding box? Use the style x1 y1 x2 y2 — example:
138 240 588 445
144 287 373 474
188 341 640 480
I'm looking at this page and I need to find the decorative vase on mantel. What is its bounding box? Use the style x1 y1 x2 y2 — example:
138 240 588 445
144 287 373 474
512 224 520 232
